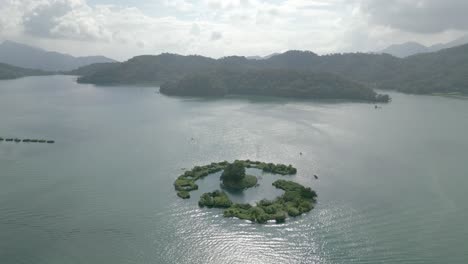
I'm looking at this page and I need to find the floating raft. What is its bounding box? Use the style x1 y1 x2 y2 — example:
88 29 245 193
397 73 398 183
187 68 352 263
0 137 55 144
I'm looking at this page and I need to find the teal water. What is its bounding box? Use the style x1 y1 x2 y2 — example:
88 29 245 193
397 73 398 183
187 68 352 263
1 76 467 263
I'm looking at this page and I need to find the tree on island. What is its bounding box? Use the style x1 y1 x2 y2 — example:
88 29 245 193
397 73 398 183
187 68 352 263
221 161 246 183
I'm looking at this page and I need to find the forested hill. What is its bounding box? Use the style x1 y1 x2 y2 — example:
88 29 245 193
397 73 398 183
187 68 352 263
160 70 390 102
77 51 399 86
77 54 219 85
65 62 120 77
380 44 468 94
77 43 468 95
0 63 49 80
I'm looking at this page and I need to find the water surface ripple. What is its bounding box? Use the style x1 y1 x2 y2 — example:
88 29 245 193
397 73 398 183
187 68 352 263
1 76 467 263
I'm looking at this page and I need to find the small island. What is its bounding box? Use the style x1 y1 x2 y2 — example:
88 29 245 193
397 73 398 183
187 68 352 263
173 160 297 199
220 160 257 190
197 180 317 224
224 180 317 223
173 160 317 224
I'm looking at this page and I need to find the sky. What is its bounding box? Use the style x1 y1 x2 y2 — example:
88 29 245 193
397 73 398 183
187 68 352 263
1 0 467 61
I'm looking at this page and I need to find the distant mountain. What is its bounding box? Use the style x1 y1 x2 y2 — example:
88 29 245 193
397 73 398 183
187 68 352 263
76 50 397 101
0 40 117 71
381 42 430 58
76 50 399 86
428 35 468 52
264 53 280 59
78 53 218 85
76 44 468 96
380 43 468 94
0 63 49 80
246 56 263 60
246 53 280 60
381 35 468 58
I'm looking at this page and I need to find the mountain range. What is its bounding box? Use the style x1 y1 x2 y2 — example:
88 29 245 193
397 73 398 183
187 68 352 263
1 38 467 99
0 63 48 80
380 35 468 58
0 40 117 72
75 43 468 95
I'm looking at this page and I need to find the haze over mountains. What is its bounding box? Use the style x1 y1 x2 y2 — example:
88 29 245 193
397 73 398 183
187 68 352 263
1 35 468 99
76 42 468 96
0 41 117 72
0 63 48 80
380 35 468 58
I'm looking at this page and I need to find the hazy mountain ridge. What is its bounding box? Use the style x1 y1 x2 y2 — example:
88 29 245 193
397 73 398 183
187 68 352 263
0 41 117 71
77 50 399 85
381 42 430 58
381 35 468 58
380 43 468 94
0 63 49 80
76 43 468 95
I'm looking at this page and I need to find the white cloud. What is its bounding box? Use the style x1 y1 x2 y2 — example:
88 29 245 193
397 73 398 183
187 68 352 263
0 0 467 60
210 31 222 41
164 0 194 12
190 24 201 36
22 0 84 37
359 0 468 33
203 0 250 10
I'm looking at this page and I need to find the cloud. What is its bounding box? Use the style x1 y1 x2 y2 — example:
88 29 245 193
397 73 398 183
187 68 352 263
203 0 250 10
1 0 468 60
210 31 223 41
190 24 201 36
164 0 194 12
360 0 468 33
22 0 83 38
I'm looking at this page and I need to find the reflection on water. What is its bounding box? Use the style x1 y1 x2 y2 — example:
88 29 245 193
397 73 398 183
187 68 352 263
1 76 468 264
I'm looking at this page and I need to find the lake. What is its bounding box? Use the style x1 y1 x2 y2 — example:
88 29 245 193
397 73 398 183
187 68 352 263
1 76 467 263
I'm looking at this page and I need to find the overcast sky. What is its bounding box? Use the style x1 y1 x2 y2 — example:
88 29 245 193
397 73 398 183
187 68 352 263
1 0 467 60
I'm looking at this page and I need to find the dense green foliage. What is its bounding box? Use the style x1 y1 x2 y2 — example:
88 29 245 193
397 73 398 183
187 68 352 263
198 179 317 224
221 161 246 182
378 44 468 94
160 70 390 102
0 63 49 80
221 175 258 190
223 179 317 224
198 190 233 208
65 62 119 76
76 44 468 96
173 160 297 197
244 160 297 175
173 161 314 224
219 161 258 190
177 191 190 199
78 54 217 85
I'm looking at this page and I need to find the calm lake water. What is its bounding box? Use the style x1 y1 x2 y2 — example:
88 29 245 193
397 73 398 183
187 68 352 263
1 76 467 264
